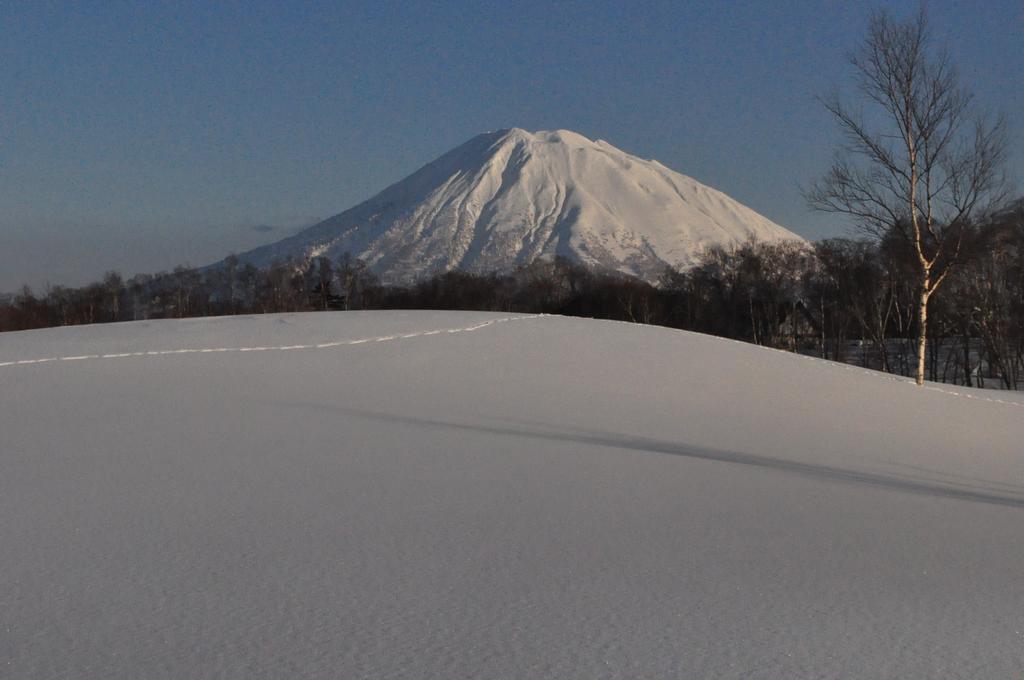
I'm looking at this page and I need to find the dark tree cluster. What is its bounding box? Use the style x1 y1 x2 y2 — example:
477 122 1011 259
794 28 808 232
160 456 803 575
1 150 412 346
0 254 381 331
3 206 1023 389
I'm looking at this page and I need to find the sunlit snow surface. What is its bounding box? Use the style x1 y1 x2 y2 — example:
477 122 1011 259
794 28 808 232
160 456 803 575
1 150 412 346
2 311 1023 679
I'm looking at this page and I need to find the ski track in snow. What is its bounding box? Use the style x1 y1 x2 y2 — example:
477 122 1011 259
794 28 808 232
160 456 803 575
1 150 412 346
0 314 543 369
3 312 1022 410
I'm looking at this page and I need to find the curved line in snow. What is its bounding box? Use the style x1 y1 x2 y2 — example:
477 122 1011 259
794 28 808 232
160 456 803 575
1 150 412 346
1 313 1020 410
0 315 545 371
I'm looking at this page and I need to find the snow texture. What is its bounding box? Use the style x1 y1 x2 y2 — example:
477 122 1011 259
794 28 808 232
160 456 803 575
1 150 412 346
2 311 1023 679
229 129 803 284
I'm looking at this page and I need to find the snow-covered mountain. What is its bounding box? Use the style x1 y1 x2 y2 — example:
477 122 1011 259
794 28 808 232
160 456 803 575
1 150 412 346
230 128 803 284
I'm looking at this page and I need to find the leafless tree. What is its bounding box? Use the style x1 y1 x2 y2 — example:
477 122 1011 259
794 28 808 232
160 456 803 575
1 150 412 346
807 7 1009 385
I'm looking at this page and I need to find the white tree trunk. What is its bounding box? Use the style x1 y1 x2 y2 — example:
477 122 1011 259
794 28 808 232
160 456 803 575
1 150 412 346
915 283 930 386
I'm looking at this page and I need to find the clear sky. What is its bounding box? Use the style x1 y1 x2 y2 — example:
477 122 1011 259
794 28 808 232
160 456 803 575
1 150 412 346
2 1 1022 291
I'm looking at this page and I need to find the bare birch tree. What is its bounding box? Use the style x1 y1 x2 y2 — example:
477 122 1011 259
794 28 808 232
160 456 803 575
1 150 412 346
807 7 1008 385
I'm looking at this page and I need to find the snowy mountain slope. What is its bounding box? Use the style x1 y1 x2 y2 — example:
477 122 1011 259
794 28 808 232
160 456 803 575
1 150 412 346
230 129 803 283
2 312 1023 678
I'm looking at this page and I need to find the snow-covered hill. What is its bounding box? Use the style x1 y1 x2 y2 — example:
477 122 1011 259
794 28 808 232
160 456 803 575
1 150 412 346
2 312 1022 678
230 129 802 284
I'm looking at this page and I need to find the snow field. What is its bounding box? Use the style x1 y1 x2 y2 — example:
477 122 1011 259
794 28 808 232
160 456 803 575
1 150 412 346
1 311 1022 678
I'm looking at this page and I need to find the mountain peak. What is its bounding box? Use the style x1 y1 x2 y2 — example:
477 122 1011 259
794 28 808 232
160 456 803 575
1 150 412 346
491 127 610 150
230 128 803 284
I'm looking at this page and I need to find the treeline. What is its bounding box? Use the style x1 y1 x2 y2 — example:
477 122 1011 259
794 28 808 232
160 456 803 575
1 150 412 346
3 208 1023 389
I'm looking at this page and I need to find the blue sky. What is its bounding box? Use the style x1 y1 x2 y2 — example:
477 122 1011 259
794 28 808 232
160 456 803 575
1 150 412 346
2 1 1022 290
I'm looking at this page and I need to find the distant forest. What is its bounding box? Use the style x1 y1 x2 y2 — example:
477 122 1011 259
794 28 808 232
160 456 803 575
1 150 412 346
3 207 1023 390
